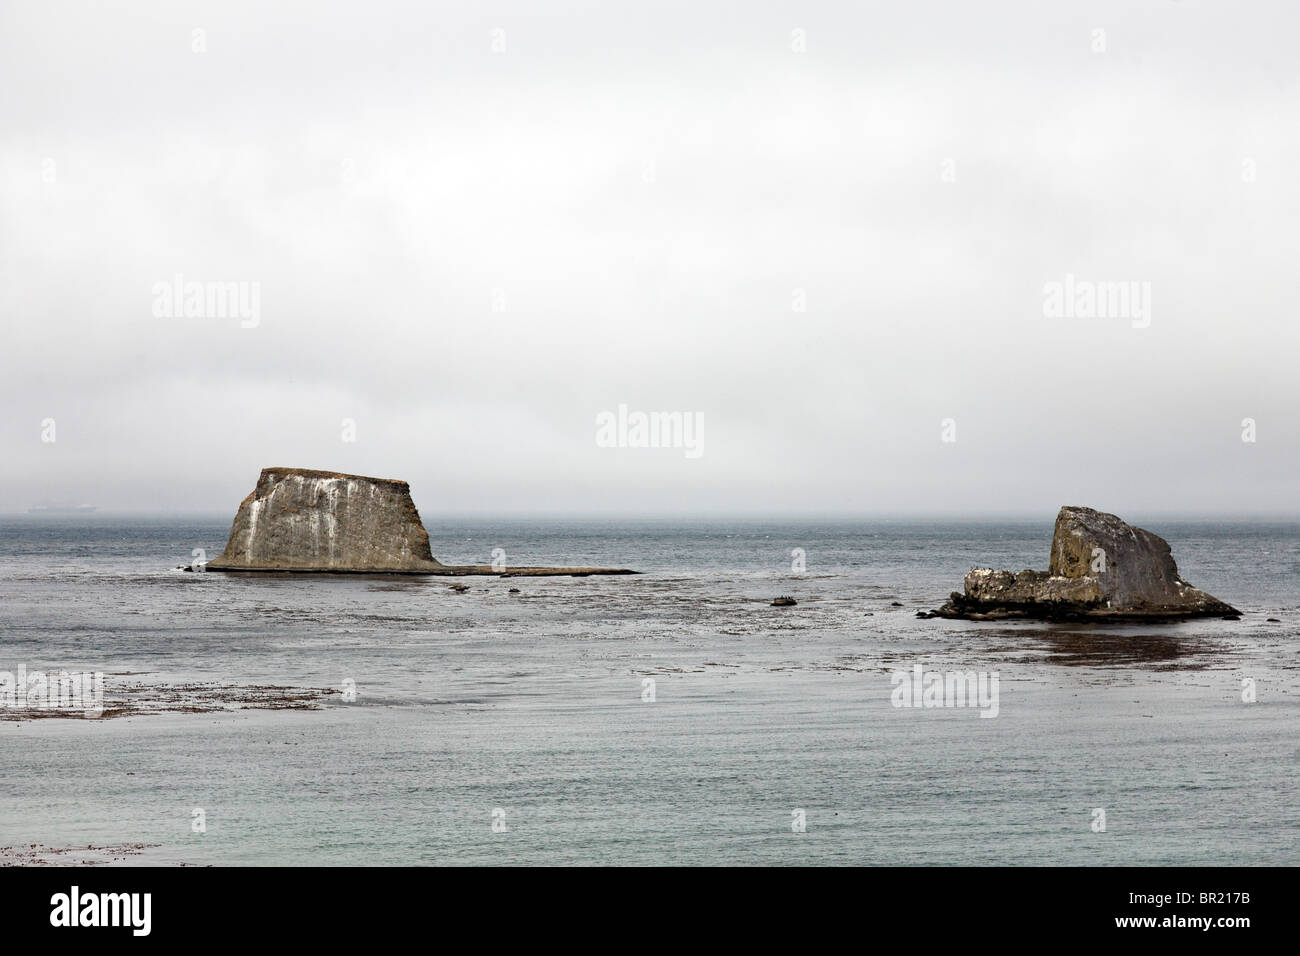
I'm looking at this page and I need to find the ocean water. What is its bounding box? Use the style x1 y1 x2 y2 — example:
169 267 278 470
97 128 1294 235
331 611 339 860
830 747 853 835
1 515 1297 866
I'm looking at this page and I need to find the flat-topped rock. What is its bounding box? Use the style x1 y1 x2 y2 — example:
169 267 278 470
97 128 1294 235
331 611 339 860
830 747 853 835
206 468 445 573
925 506 1238 621
205 467 635 576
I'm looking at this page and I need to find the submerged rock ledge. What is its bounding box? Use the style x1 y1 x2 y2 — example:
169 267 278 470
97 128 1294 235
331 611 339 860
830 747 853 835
923 506 1239 622
205 467 635 576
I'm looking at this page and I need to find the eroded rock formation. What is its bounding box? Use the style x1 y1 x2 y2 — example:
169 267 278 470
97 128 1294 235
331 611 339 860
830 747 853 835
205 467 634 576
926 506 1239 621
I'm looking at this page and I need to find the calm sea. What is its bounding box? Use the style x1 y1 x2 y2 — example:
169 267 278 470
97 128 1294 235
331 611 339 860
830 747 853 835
1 516 1297 865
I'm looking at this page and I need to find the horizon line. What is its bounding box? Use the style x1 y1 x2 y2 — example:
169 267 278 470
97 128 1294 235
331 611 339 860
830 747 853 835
3 509 1299 523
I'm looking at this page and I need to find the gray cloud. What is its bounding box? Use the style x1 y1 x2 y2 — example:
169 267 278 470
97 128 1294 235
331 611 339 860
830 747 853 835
2 1 1297 516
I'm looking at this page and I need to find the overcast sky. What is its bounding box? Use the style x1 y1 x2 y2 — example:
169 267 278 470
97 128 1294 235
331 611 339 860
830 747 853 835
2 1 1297 517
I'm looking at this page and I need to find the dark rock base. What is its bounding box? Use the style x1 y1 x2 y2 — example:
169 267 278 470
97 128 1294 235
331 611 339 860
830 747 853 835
921 591 1240 623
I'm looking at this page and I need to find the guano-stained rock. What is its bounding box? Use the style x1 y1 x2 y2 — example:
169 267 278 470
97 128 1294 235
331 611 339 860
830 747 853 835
206 468 446 573
205 467 635 576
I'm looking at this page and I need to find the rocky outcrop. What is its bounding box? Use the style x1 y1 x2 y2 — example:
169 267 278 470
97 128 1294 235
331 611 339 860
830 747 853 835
206 468 446 573
206 467 635 576
925 506 1239 621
